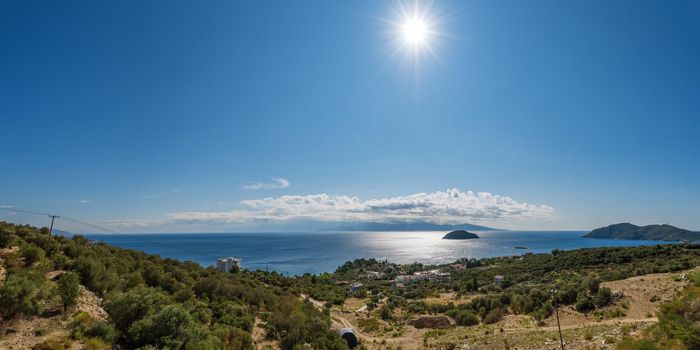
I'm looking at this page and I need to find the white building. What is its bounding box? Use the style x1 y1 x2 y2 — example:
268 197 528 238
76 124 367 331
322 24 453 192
494 275 504 285
216 257 241 272
362 271 386 280
349 282 364 292
394 270 451 285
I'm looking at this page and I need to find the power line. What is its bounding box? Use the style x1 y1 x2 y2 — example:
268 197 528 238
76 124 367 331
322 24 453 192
0 207 52 217
0 206 222 264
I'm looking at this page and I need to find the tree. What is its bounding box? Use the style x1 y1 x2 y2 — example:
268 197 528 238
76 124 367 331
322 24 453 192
453 310 479 326
583 276 600 294
213 324 255 350
483 308 504 324
127 304 195 349
58 272 81 313
104 286 171 333
379 304 393 320
0 272 46 320
593 287 613 308
20 244 45 266
575 293 594 313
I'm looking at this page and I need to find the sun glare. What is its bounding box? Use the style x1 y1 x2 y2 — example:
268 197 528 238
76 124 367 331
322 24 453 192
382 1 445 74
402 18 428 45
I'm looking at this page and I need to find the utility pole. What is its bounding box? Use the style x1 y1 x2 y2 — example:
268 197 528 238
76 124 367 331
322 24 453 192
48 214 60 236
551 289 565 350
555 302 564 350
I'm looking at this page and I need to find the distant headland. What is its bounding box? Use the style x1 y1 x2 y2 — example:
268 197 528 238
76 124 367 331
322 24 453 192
335 221 500 232
442 230 480 240
584 223 700 241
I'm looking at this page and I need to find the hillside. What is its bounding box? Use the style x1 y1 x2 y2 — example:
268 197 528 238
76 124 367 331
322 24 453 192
584 223 700 241
3 220 700 350
0 221 347 350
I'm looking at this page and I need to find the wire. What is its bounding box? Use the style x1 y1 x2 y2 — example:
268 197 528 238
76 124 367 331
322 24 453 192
0 207 53 217
0 206 222 263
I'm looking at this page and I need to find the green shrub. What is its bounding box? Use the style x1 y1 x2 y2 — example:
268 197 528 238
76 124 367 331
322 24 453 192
615 338 659 350
86 321 117 342
58 272 81 312
453 310 479 326
0 272 46 319
483 308 504 324
575 293 594 313
21 244 45 266
594 287 613 308
31 339 68 350
379 304 393 320
212 324 255 350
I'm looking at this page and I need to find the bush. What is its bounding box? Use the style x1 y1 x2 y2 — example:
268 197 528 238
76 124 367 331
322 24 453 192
83 338 111 350
127 304 195 348
594 287 613 308
213 324 255 350
58 272 81 312
0 272 46 319
69 311 93 337
86 321 117 342
583 277 600 294
31 339 68 350
0 227 14 247
379 304 393 320
483 308 504 324
21 244 45 266
615 338 659 350
575 293 594 313
104 286 170 333
453 310 479 326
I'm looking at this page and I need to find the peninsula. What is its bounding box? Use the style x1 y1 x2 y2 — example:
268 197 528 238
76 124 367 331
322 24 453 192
584 223 700 241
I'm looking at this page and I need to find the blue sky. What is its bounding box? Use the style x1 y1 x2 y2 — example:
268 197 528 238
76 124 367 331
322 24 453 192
1 0 699 232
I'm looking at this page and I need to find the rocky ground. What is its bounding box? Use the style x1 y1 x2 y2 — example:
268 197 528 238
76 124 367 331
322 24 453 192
0 247 108 350
321 267 698 350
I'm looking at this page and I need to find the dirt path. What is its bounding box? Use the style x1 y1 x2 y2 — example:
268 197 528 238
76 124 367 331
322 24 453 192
302 294 402 344
507 316 657 334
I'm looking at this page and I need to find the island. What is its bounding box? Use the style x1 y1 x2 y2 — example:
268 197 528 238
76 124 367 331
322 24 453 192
583 223 700 241
442 230 479 240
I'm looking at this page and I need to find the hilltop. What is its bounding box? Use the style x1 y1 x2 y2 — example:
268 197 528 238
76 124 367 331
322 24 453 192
584 223 700 241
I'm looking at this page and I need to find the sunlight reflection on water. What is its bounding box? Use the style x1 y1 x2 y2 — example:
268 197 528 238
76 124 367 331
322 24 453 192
86 230 671 275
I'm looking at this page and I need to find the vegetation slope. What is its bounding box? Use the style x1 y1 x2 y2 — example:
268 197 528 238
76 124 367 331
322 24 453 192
0 221 348 350
584 223 700 241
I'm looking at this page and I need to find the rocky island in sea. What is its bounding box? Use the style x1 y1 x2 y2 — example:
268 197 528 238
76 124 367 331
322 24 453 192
442 230 479 240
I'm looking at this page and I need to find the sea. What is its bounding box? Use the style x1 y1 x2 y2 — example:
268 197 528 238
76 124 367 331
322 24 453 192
83 231 672 276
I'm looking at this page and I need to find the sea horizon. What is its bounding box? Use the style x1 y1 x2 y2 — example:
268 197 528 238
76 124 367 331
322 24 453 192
82 230 673 275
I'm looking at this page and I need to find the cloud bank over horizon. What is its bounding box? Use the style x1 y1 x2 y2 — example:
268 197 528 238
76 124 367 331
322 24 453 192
107 189 554 230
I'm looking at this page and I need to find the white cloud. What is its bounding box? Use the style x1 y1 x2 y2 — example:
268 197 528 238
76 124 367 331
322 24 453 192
64 199 92 204
0 205 14 209
242 177 290 191
167 188 554 225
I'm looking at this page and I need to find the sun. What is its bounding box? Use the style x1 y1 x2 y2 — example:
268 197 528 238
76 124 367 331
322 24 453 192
402 17 429 46
382 1 445 74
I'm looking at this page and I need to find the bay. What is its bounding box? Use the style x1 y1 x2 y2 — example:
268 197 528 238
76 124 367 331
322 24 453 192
84 231 672 275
